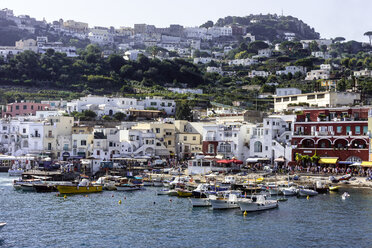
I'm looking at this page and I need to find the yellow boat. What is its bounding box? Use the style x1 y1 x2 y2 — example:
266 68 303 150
329 186 340 191
177 189 193 197
56 185 103 194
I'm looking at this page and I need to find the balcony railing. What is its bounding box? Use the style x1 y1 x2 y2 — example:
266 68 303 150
30 134 40 138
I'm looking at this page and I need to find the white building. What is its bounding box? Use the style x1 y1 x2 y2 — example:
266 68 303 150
354 69 372 78
248 70 270 78
194 57 213 64
88 27 114 44
274 91 361 112
141 96 176 115
249 116 294 163
305 69 330 80
228 58 257 66
168 88 203 94
119 129 157 158
206 67 223 75
276 66 306 75
124 50 143 61
311 51 332 59
320 64 332 71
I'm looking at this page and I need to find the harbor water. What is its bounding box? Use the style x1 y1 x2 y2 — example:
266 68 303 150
1 173 372 248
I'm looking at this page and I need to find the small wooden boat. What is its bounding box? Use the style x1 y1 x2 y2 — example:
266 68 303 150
329 186 340 191
56 185 102 194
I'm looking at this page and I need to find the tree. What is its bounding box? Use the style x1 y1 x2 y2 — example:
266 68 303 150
175 101 192 121
200 20 213 28
333 37 345 43
364 31 372 46
113 112 126 121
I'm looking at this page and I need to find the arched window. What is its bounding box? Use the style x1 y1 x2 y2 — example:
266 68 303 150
254 141 262 153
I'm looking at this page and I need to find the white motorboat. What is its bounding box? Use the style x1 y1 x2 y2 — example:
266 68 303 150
342 192 350 200
189 197 211 207
298 188 318 197
153 181 164 187
116 184 144 191
157 188 171 195
209 192 240 210
238 195 278 212
0 222 6 231
8 169 24 177
281 186 298 196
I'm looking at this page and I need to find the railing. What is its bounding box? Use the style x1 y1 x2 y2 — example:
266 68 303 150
30 134 40 138
45 135 54 138
205 137 216 141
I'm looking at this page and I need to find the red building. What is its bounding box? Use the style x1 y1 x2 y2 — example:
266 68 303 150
2 102 50 117
291 107 370 164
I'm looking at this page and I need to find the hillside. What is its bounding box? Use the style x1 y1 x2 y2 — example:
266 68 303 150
213 14 320 41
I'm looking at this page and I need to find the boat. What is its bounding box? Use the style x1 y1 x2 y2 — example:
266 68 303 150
209 192 240 210
116 184 144 191
298 188 318 197
189 197 211 207
20 184 37 192
8 169 24 177
153 181 164 187
238 195 278 212
342 192 350 200
177 189 193 197
56 185 103 194
33 184 58 193
339 174 351 181
281 186 298 196
0 222 6 231
168 189 180 196
157 188 171 195
329 185 340 191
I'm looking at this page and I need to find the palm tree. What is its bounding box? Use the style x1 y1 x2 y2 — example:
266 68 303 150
364 31 372 46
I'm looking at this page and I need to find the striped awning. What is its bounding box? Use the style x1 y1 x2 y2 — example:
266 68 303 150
361 161 372 167
318 157 338 164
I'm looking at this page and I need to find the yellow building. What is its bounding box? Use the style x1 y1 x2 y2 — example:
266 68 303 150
72 126 94 158
174 120 202 159
42 116 74 159
132 122 176 156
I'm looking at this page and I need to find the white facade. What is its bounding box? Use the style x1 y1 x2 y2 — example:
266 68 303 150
194 57 213 64
311 51 332 59
305 69 330 80
320 64 332 71
276 66 306 75
274 91 361 112
206 66 223 75
354 69 372 78
88 27 114 44
228 58 257 66
248 70 270 78
168 88 203 94
249 116 294 163
142 96 176 115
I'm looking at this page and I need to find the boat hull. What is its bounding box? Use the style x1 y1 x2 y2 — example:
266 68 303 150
0 222 6 231
57 185 102 194
33 184 57 193
329 186 339 191
282 189 297 196
298 189 318 197
177 190 193 197
189 198 211 207
238 200 278 212
210 199 239 210
20 184 37 192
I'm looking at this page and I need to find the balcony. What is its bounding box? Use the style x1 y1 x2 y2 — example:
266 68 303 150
45 135 54 138
30 134 40 138
205 137 216 141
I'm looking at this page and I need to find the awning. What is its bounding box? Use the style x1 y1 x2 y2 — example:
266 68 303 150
216 159 243 164
258 158 270 161
274 157 285 162
361 161 372 167
318 157 338 164
338 161 353 165
217 160 230 164
246 158 258 163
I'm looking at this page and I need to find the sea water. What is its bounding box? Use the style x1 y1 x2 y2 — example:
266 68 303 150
1 173 372 248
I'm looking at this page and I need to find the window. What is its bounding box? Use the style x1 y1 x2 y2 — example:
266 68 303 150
183 136 187 141
155 128 160 133
151 102 157 106
97 141 100 147
234 133 237 137
291 96 297 101
346 126 351 134
81 140 87 146
208 144 214 153
23 128 26 133
2 126 6 130
48 143 52 150
337 126 342 133
307 95 315 100
16 106 19 110
97 150 100 155
275 98 282 102
355 126 361 135
192 136 196 141
254 141 262 153
283 97 289 102
168 103 172 107
317 94 325 99
265 146 268 151
363 126 368 135
23 105 27 109
167 140 171 145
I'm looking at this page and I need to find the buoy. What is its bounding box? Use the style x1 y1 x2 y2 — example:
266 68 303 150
56 193 60 197
124 197 126 200
112 194 114 197
306 195 310 200
169 199 172 202
153 201 156 205
85 195 88 197
243 211 247 216
63 195 67 199
118 200 122 205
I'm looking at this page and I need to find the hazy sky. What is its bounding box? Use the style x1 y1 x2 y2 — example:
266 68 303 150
1 0 371 42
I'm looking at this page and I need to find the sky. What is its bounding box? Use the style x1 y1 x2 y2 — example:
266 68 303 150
1 0 371 42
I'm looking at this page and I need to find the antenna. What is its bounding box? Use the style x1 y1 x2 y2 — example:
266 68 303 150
281 9 284 17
